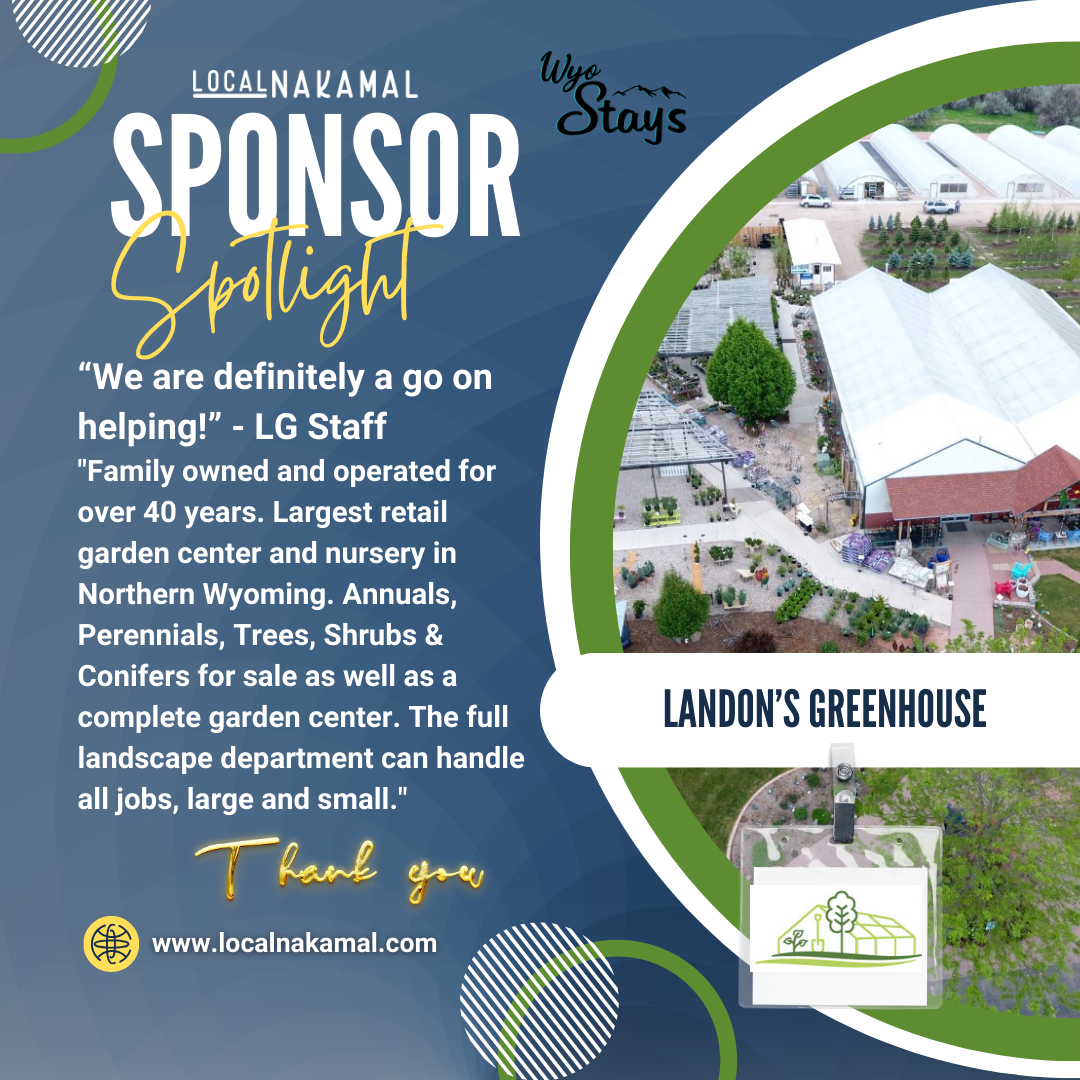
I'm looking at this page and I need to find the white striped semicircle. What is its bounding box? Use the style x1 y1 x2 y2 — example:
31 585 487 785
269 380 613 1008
12 0 150 68
461 923 620 1079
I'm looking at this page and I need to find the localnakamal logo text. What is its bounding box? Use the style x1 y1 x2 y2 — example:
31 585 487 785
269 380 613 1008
539 51 686 146
760 890 921 968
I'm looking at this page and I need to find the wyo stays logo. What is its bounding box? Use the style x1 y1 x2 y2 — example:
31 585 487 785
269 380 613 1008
539 51 686 146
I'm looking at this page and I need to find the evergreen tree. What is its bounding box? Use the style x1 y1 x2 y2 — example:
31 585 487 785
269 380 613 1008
705 317 796 422
653 571 710 641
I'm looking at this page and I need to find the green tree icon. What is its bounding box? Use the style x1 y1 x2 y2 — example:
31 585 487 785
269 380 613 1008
825 890 858 953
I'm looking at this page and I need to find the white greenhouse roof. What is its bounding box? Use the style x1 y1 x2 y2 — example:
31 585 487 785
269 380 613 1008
929 124 1050 197
658 276 773 357
988 125 1080 196
812 265 1080 486
821 141 887 190
1044 125 1080 159
869 124 968 197
783 218 842 266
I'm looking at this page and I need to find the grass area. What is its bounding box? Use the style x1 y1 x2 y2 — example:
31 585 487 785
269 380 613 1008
909 107 1043 134
667 767 783 851
1036 574 1080 640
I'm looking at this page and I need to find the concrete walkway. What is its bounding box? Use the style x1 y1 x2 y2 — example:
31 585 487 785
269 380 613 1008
945 527 995 637
777 299 825 429
617 498 952 625
943 527 1080 637
1037 558 1080 586
777 301 797 347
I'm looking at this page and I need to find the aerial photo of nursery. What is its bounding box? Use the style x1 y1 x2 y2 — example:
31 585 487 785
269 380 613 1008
615 91 1080 660
630 87 1080 1021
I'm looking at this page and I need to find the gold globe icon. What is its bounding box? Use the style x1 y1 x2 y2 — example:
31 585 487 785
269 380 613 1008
84 917 139 971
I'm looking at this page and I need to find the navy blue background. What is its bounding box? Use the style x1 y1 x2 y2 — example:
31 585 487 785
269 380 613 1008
0 1 1032 1076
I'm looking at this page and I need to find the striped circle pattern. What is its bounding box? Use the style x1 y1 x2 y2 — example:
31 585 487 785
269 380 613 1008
13 0 150 68
461 923 619 1078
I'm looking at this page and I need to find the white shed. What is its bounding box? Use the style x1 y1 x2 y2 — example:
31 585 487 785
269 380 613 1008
783 218 842 292
781 167 821 199
869 124 969 199
821 141 897 201
929 124 1053 198
987 125 1080 196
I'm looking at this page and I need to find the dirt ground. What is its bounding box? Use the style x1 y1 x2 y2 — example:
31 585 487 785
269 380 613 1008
725 766 838 871
625 611 949 653
746 193 1080 282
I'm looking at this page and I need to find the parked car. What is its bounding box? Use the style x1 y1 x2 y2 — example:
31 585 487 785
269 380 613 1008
799 193 831 209
923 198 956 214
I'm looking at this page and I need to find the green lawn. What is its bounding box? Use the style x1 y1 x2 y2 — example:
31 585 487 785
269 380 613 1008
1036 574 1080 640
909 107 1043 134
668 767 784 851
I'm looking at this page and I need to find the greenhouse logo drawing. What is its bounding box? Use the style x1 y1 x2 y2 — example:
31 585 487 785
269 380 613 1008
760 890 921 968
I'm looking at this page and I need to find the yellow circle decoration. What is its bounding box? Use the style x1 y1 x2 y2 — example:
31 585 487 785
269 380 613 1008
83 916 139 971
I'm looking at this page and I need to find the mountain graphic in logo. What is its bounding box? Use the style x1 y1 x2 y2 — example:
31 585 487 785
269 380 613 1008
613 85 685 99
760 890 922 968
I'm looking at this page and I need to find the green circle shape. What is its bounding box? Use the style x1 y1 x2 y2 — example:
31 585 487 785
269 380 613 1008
570 42 1080 1061
0 0 117 154
496 938 736 1080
